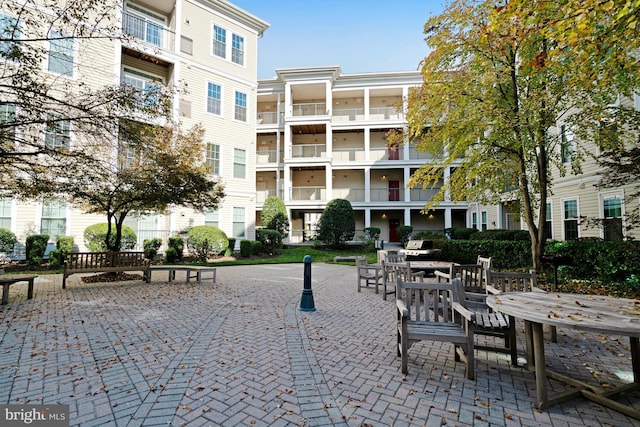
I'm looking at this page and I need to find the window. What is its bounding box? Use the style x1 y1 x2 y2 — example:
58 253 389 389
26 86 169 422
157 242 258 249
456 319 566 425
45 116 70 150
207 83 221 115
48 31 74 76
234 91 247 122
471 212 477 230
41 200 66 241
481 211 487 231
544 202 553 239
206 143 220 175
122 68 161 108
0 14 19 60
118 140 137 170
563 199 579 240
123 3 166 47
233 148 246 179
233 207 245 239
232 34 244 65
213 25 226 58
204 209 219 228
560 125 575 163
603 197 623 241
0 197 11 230
0 103 16 142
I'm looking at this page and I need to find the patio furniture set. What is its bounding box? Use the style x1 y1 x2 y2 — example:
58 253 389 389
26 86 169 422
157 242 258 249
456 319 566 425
355 250 640 419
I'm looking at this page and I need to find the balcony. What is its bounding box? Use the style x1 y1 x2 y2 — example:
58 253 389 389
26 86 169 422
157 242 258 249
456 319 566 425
291 144 326 158
256 188 281 204
369 107 401 120
256 149 281 164
332 108 364 122
291 186 326 201
410 188 443 202
123 10 174 51
332 188 365 202
292 102 327 117
257 111 282 125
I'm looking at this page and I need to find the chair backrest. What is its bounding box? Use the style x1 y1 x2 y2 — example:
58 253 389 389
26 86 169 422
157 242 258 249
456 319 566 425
383 261 412 284
384 252 407 263
485 269 537 293
477 256 492 271
396 277 463 323
451 264 484 293
355 256 369 269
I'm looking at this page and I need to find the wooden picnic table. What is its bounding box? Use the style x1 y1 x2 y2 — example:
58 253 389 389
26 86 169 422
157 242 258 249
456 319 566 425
487 291 640 419
408 260 454 276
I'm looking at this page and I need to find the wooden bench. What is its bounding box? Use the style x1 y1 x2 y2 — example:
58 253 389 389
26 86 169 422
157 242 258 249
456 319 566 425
147 265 217 284
1 275 37 304
63 252 150 289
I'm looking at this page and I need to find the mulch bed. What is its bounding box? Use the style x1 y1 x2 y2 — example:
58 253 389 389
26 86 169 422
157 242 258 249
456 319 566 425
81 272 144 283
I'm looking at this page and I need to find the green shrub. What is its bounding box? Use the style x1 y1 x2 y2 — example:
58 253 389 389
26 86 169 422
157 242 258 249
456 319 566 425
469 229 530 241
445 227 478 240
226 238 236 256
26 234 49 266
397 225 413 245
186 225 228 262
317 199 355 248
256 228 282 253
413 230 447 248
0 228 17 253
143 238 163 259
262 197 289 237
439 240 532 270
363 227 381 242
167 237 184 262
251 240 263 255
48 236 74 268
240 239 252 257
84 223 137 252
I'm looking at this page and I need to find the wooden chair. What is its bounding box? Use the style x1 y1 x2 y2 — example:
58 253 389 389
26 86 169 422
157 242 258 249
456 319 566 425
356 256 383 294
384 252 407 263
382 260 424 300
436 263 484 294
475 256 492 285
396 277 475 379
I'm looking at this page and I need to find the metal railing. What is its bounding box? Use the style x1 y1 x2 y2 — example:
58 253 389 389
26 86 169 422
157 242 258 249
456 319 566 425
290 186 326 201
291 144 326 158
369 106 401 120
256 149 280 164
257 111 281 125
332 108 364 121
291 102 327 116
123 11 175 50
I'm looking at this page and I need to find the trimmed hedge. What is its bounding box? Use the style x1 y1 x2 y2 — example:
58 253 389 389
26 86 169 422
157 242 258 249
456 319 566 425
0 227 17 253
440 240 532 270
26 234 49 266
84 223 137 252
166 237 184 263
48 236 74 267
256 228 282 253
186 226 228 262
240 239 252 257
143 238 162 259
469 229 530 241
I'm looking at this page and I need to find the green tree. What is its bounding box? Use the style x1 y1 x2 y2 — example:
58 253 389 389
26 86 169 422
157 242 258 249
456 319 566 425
317 199 355 248
261 196 289 238
395 0 638 271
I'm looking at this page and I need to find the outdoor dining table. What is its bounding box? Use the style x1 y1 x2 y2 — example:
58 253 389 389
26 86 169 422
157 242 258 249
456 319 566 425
408 260 454 276
486 291 640 419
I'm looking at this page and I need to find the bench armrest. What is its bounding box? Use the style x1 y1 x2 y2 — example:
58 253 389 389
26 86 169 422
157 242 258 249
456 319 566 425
486 285 501 295
453 302 475 322
396 299 409 318
434 270 450 282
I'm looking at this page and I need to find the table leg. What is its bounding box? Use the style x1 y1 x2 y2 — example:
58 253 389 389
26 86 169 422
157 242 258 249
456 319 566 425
631 337 640 383
524 320 534 371
27 278 34 299
532 322 548 408
2 284 8 305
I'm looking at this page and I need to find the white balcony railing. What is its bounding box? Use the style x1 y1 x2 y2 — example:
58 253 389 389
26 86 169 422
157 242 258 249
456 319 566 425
256 150 280 164
257 111 282 125
332 108 364 122
290 186 326 201
291 102 327 116
123 11 174 50
291 144 326 158
369 106 401 120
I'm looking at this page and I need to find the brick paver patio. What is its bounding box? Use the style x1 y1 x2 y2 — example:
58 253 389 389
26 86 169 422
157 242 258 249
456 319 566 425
1 263 639 426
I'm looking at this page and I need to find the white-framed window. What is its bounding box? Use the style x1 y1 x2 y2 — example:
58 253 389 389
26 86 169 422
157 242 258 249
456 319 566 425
0 197 11 230
44 116 70 150
123 2 167 48
48 30 74 76
0 13 20 60
634 92 640 111
232 33 244 65
233 207 245 238
122 67 162 108
118 140 137 170
207 82 222 115
213 25 226 58
481 211 487 231
602 195 623 241
0 103 16 142
544 202 553 239
560 125 575 163
234 91 247 122
233 148 245 179
41 200 67 241
563 199 579 240
206 143 220 175
471 212 477 230
204 209 219 228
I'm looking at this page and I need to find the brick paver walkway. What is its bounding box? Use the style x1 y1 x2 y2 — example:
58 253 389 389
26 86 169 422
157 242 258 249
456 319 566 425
1 263 639 426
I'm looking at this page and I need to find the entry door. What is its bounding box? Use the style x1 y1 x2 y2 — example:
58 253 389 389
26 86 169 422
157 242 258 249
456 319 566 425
389 219 400 242
388 180 400 201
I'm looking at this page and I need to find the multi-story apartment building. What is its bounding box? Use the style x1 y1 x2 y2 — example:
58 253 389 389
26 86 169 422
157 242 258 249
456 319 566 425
1 0 269 256
254 67 470 244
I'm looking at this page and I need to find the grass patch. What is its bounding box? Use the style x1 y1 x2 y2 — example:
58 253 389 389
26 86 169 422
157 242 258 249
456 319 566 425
205 246 375 266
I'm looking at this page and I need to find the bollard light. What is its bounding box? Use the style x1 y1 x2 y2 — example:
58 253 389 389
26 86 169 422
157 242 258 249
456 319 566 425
299 255 316 312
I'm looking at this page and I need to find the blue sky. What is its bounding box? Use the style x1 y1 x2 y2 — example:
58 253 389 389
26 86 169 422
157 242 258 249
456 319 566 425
230 0 446 79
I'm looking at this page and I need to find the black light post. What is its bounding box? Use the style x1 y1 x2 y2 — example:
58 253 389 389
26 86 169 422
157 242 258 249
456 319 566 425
299 255 316 312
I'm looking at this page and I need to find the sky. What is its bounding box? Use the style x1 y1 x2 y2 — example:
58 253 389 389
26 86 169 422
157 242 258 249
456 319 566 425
229 0 446 79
